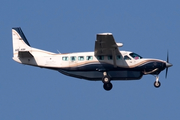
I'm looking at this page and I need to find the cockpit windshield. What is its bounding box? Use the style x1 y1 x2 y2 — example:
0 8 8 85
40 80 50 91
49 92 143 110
129 53 142 60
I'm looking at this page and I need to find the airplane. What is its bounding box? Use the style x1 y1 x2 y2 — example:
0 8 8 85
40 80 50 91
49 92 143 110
12 27 173 91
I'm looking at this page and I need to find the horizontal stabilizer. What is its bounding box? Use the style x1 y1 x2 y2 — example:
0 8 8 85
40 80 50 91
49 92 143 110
18 51 33 58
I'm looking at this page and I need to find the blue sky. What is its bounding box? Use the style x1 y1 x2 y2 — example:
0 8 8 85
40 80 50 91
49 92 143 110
1 0 180 119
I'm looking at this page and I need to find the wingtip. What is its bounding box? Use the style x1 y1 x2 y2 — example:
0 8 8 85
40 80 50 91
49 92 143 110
97 33 112 35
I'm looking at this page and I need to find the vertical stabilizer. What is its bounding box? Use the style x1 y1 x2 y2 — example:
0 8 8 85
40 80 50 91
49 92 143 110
12 27 32 57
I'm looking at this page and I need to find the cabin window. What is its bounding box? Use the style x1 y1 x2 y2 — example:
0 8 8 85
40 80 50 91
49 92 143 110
97 55 104 60
62 56 68 61
124 55 131 60
129 53 142 60
71 56 76 61
78 56 84 61
108 55 112 60
86 56 93 60
117 55 121 60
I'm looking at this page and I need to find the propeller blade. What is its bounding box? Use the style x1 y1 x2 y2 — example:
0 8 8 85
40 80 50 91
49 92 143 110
165 68 168 78
165 50 172 78
167 50 169 63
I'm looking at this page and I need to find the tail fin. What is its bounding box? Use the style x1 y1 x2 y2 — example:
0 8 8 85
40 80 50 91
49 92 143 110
12 27 32 58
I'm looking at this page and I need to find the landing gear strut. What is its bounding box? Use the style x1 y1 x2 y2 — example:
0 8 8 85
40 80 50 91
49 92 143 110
102 75 110 83
102 72 113 91
154 75 161 88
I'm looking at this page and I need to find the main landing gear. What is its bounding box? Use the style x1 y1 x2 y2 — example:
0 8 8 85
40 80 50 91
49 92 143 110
102 72 113 91
154 75 161 88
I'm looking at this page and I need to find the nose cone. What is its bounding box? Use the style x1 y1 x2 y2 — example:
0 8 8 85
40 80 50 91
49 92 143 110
166 62 173 68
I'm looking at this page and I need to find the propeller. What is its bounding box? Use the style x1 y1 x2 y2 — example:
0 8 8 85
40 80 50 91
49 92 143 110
165 51 169 78
165 51 172 78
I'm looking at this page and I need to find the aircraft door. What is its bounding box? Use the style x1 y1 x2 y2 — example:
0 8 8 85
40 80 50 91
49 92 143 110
123 55 135 66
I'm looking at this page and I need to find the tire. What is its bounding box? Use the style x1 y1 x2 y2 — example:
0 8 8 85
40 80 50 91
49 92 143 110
154 81 161 88
103 83 113 91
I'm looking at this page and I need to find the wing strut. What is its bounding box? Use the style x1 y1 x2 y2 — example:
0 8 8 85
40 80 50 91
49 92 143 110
112 49 117 68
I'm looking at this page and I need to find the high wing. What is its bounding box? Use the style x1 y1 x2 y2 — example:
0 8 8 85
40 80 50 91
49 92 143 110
94 33 123 67
94 33 123 55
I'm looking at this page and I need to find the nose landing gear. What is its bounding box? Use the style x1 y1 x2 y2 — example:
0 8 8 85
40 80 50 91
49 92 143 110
154 75 161 88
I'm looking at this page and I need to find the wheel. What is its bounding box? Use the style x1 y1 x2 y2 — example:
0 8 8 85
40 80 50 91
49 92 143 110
102 75 110 83
103 82 113 91
154 81 161 88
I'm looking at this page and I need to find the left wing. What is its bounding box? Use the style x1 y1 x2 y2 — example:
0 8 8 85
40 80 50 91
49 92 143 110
94 33 123 67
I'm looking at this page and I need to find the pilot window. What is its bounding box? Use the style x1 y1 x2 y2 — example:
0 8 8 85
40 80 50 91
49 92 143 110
117 55 121 60
78 56 84 61
97 56 104 60
108 55 112 60
71 56 76 61
129 53 142 60
62 56 68 61
124 55 131 60
86 56 93 60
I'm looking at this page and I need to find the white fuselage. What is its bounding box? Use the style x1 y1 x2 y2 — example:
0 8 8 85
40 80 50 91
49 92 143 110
13 48 165 69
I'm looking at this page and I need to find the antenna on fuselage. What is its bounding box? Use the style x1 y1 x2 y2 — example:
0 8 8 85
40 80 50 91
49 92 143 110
57 50 61 54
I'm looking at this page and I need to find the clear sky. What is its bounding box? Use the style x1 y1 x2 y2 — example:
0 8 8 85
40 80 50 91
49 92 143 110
1 0 180 119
